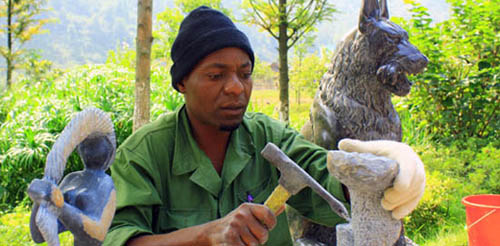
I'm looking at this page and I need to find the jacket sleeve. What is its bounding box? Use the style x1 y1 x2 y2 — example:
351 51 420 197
278 125 350 227
103 146 163 246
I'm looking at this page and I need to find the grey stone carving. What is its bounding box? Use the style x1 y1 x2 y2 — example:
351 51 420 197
290 0 428 245
301 0 428 149
293 0 428 244
27 108 116 246
327 151 400 246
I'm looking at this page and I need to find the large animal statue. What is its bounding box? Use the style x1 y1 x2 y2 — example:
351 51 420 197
301 0 428 149
28 108 116 246
298 0 428 245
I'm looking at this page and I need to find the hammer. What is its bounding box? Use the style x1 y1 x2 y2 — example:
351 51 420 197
261 143 350 221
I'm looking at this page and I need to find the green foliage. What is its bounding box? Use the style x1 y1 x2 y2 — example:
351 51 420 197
241 0 336 49
290 44 331 104
252 56 278 89
18 49 62 84
0 0 54 88
0 61 183 210
392 0 499 146
106 42 136 70
402 140 499 244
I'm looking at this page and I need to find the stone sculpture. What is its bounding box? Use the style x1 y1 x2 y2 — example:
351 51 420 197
27 107 116 246
294 0 428 244
327 151 400 246
301 0 428 149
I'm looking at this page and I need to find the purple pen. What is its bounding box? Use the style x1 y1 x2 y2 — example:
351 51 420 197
247 193 254 202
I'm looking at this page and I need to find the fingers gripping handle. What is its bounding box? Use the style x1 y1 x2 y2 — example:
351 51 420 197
264 185 291 214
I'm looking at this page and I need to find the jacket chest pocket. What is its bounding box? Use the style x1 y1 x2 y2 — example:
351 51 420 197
157 207 215 233
237 177 275 204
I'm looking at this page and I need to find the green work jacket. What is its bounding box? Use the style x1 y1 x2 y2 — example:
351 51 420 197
103 105 348 246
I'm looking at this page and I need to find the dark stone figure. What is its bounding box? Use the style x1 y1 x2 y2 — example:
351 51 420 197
298 0 428 245
301 0 428 149
28 108 116 246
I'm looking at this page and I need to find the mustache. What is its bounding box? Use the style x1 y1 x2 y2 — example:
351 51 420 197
220 103 246 109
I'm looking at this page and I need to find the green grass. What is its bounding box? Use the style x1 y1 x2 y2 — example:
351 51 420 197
0 206 73 245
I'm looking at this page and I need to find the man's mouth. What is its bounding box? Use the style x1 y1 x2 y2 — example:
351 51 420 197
220 104 246 116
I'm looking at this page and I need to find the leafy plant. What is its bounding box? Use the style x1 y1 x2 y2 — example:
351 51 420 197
0 61 183 210
403 140 499 245
393 0 499 147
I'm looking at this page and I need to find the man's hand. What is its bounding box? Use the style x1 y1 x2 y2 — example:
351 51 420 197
338 139 425 219
204 203 277 246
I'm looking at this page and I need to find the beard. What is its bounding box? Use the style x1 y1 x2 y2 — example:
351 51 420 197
219 123 241 132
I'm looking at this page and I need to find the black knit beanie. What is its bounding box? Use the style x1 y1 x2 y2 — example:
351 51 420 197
170 6 255 91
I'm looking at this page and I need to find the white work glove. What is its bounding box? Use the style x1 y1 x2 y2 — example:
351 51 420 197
338 138 425 219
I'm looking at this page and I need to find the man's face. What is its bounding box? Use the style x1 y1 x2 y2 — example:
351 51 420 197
178 47 253 131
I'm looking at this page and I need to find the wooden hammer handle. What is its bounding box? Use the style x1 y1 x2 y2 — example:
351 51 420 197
264 184 291 214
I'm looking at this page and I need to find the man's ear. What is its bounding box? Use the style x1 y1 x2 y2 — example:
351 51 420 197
177 78 187 93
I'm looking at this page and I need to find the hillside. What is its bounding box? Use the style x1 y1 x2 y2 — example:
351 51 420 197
21 0 449 67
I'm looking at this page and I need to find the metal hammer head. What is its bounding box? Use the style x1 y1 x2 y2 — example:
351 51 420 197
261 143 350 220
261 143 311 195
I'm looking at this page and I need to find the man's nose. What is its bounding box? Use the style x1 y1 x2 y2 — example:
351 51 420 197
223 74 244 95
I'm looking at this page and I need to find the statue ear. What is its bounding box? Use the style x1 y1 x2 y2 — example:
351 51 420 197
380 0 389 19
359 0 380 34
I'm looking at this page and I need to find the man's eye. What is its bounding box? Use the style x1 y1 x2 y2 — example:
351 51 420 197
242 72 252 79
208 74 223 80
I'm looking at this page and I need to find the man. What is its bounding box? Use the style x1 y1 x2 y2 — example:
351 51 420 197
104 6 425 246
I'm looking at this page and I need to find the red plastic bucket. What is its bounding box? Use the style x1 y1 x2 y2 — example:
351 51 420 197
462 194 500 246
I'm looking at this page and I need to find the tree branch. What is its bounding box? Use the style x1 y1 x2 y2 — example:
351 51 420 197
288 0 314 25
248 0 278 39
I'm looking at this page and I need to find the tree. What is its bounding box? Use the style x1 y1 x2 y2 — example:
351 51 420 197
241 0 336 123
290 45 331 105
0 0 50 89
133 0 153 132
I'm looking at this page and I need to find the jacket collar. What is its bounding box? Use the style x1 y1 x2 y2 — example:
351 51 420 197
172 105 255 197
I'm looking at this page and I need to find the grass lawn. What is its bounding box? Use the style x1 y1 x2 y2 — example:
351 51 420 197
0 206 74 246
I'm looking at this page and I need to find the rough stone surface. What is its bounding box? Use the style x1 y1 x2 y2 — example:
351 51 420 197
327 150 401 246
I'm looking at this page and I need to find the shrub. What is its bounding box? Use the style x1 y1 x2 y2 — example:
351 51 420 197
0 63 183 210
403 141 499 244
393 0 499 147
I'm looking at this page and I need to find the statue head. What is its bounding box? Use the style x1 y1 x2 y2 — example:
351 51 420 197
77 132 115 171
358 0 428 96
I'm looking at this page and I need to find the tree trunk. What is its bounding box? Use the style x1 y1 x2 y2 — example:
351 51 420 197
133 0 153 132
278 0 289 123
297 88 300 105
6 0 12 88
